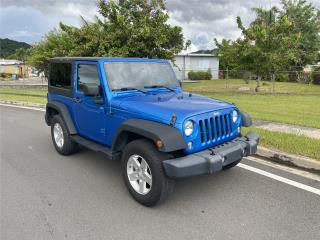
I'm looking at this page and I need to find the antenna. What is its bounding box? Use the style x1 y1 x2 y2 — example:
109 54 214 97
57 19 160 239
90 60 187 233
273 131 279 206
109 95 112 115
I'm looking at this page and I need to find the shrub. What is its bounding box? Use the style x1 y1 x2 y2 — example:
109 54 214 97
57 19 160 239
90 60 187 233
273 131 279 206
188 70 212 80
0 72 13 79
289 71 298 82
311 67 320 85
275 72 290 82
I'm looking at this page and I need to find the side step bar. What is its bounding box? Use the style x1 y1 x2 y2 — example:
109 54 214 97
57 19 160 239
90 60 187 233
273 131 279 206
70 135 120 160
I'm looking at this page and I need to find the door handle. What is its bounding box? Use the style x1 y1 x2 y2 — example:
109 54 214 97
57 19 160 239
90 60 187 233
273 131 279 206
72 97 82 103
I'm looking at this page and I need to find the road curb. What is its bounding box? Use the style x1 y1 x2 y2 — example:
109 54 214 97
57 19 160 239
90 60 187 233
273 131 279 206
0 84 47 89
257 146 320 171
0 100 46 109
0 92 47 98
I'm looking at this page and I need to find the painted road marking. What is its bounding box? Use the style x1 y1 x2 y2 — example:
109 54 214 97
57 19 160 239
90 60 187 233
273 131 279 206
245 156 320 182
238 163 320 196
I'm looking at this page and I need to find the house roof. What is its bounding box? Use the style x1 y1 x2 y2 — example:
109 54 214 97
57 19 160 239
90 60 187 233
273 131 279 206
175 53 217 58
0 59 24 65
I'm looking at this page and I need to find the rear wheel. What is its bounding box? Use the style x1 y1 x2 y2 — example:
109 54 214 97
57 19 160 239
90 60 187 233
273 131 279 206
121 139 175 207
51 115 79 155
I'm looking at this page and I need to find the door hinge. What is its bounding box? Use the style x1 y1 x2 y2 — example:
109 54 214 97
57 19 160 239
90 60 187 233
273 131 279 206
100 128 106 135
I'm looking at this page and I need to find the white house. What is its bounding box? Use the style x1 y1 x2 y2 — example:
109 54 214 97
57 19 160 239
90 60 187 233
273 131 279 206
173 53 219 81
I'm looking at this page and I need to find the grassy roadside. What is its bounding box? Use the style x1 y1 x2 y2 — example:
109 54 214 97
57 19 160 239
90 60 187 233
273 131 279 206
183 79 320 95
183 80 320 128
243 127 320 160
0 88 47 95
0 94 47 104
200 93 320 129
0 88 47 104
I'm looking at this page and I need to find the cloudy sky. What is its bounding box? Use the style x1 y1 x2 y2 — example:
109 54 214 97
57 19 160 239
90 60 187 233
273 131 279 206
1 0 319 51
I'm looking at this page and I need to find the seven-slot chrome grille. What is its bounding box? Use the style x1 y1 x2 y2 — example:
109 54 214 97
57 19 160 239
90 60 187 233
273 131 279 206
199 112 233 144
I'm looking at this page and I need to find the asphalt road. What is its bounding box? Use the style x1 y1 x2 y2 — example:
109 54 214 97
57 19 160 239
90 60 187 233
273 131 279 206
1 105 319 240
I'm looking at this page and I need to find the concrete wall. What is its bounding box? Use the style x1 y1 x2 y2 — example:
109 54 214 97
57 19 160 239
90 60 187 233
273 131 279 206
0 65 29 77
172 54 219 80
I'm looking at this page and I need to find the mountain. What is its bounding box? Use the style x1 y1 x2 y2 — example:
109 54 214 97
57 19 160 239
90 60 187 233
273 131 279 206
0 38 31 59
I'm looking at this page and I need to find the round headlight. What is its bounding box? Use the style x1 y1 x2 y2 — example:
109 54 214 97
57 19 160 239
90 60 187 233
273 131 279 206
184 120 194 136
232 110 238 122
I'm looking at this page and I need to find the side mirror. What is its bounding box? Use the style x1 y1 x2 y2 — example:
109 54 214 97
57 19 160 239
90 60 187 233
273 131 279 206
82 84 100 96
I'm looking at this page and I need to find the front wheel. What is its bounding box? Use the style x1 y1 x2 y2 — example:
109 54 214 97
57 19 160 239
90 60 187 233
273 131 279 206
121 139 175 207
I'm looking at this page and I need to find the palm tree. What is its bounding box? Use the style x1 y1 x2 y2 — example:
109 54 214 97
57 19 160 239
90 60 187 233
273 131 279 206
252 7 278 27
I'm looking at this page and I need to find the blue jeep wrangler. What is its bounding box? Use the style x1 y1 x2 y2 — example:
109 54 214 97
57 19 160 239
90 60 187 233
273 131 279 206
45 57 259 206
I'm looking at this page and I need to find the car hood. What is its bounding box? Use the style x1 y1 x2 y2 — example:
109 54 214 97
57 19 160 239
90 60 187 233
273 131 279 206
111 92 235 124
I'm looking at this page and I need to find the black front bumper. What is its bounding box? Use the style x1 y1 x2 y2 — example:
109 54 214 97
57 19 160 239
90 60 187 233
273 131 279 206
163 132 259 178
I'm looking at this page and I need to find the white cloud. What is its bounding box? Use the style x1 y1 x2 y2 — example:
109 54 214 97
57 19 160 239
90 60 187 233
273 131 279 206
1 0 320 49
7 30 42 38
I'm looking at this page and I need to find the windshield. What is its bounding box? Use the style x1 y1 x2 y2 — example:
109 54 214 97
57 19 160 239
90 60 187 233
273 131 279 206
104 61 179 90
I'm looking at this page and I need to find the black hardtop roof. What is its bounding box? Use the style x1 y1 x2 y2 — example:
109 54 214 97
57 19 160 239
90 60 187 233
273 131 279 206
50 56 167 61
50 57 170 64
50 57 105 62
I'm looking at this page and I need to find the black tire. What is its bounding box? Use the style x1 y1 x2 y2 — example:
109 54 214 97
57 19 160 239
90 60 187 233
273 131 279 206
223 159 241 170
121 139 175 207
51 115 79 155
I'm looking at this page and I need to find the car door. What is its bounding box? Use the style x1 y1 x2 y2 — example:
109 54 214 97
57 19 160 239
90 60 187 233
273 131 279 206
73 61 106 144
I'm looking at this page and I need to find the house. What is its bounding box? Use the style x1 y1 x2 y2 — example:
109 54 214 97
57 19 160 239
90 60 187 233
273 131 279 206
304 63 320 72
173 54 219 81
0 59 29 78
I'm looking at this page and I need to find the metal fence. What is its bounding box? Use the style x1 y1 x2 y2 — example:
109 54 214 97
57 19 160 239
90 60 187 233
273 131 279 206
0 69 319 97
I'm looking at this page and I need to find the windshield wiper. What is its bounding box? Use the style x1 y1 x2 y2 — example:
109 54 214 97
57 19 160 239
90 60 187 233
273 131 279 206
113 87 147 94
145 85 176 92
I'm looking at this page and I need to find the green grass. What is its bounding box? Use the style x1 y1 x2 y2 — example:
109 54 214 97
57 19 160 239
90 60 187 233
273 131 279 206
0 94 47 104
0 78 12 81
0 88 47 95
183 79 320 95
243 127 320 160
199 93 320 129
0 88 47 104
183 80 320 128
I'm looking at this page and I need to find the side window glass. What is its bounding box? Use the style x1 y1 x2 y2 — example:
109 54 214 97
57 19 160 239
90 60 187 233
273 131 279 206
49 63 72 89
77 64 100 91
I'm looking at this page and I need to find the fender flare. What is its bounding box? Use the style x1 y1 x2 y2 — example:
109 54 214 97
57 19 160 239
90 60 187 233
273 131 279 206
241 112 252 127
112 119 187 153
45 101 77 134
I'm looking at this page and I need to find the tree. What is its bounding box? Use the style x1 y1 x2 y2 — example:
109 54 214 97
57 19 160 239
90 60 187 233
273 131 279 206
97 0 184 59
28 0 185 73
28 25 79 74
214 39 241 70
238 10 300 75
215 6 301 90
280 0 320 69
214 0 320 84
14 48 27 61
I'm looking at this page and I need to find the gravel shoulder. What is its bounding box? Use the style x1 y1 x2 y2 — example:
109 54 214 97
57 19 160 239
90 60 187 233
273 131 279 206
254 120 320 140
